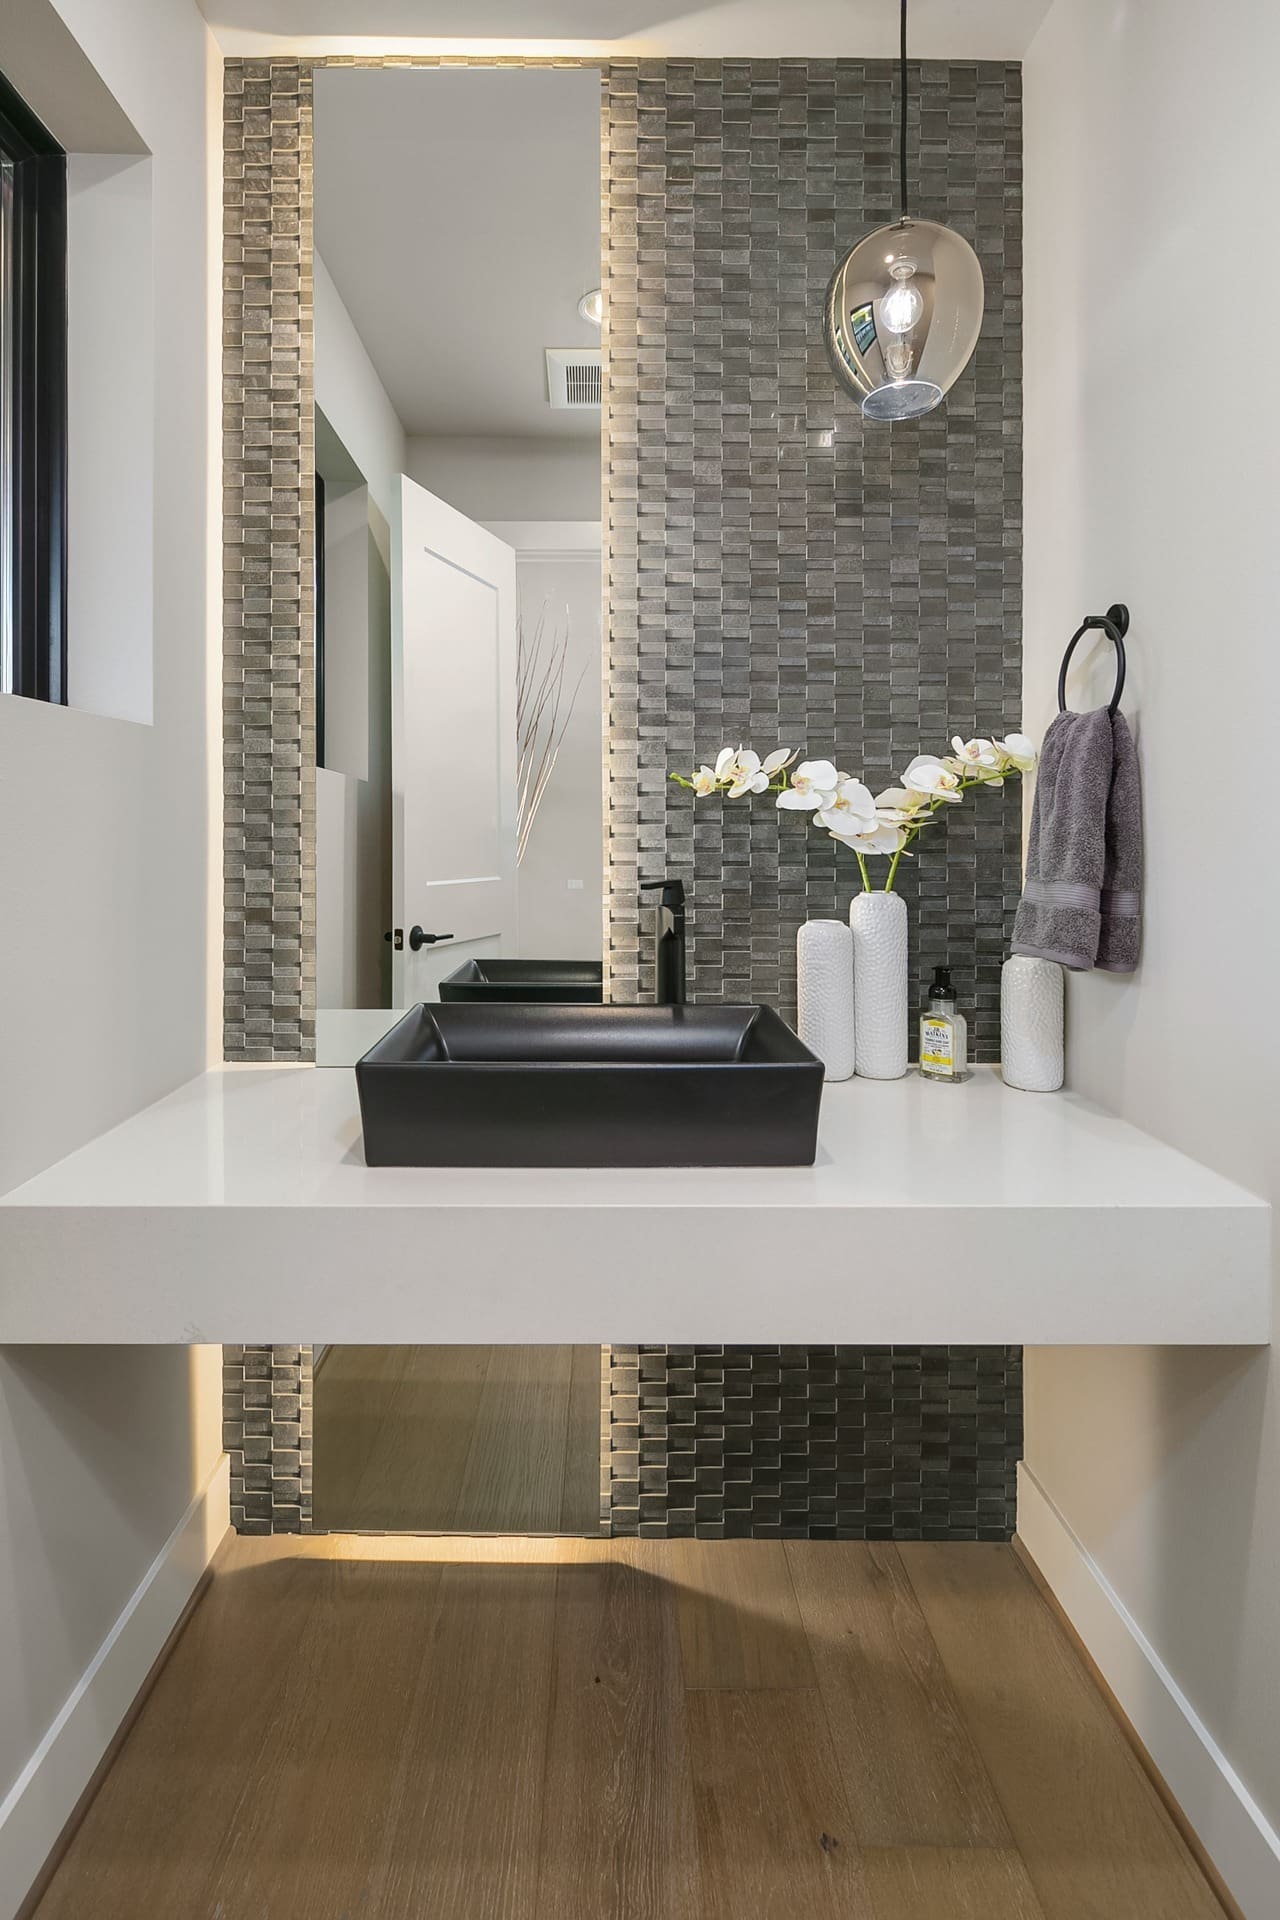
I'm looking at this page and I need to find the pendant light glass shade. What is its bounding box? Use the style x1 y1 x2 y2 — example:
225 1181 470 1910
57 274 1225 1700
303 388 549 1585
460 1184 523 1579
823 1 985 421
824 218 985 419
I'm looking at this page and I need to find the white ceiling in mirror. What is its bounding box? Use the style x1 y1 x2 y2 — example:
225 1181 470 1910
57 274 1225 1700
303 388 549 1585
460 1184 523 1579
202 0 1052 59
313 67 601 439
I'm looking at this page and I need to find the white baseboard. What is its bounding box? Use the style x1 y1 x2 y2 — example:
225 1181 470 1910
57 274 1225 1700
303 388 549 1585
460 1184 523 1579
0 1452 231 1919
1017 1461 1280 1920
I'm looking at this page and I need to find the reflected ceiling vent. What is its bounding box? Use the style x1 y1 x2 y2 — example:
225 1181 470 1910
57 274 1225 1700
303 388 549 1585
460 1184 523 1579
545 348 602 410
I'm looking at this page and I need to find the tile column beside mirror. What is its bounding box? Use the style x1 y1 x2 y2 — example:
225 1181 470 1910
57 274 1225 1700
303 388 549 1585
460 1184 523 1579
220 55 1023 1539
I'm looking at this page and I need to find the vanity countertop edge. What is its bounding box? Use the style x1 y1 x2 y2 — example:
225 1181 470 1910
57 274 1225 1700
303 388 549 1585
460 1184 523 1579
0 1065 1268 1346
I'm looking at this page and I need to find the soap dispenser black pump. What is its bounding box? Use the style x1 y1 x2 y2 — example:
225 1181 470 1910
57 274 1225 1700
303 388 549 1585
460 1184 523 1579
639 878 687 1006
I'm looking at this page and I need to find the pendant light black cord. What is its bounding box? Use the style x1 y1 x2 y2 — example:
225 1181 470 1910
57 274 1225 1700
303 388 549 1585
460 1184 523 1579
899 0 910 220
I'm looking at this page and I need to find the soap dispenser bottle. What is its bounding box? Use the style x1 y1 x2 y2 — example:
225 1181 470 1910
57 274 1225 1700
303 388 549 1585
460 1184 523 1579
919 966 968 1083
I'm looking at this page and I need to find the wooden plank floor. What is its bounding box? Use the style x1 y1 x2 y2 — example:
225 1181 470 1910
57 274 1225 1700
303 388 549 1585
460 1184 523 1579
33 1537 1229 1920
313 1344 603 1534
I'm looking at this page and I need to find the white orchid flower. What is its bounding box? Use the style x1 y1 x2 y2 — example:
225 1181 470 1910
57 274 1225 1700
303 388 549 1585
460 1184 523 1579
829 819 906 857
816 778 879 838
874 784 926 820
998 732 1038 772
901 754 962 803
711 747 764 796
722 748 771 798
688 744 796 798
951 736 1002 772
776 758 841 810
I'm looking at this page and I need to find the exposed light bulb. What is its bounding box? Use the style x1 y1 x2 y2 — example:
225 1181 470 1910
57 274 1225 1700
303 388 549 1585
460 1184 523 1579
880 259 923 336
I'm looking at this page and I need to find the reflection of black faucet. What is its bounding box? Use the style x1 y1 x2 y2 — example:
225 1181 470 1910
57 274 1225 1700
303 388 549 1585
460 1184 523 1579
640 878 687 1005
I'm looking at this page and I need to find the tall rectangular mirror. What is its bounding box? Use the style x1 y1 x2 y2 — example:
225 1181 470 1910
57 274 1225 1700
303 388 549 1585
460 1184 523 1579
312 66 603 1066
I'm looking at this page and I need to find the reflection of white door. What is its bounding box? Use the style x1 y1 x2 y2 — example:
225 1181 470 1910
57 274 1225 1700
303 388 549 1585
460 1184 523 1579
391 474 518 1004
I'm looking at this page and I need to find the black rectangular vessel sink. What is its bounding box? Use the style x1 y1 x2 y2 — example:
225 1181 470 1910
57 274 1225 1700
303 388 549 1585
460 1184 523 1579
438 958 604 1004
355 1003 823 1167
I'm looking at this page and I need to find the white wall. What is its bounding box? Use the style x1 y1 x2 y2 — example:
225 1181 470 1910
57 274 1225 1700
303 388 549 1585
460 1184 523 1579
0 0 226 1910
315 476 389 1007
313 252 404 1009
316 765 372 1005
318 479 370 781
315 253 405 525
1023 3 1280 1911
406 432 600 523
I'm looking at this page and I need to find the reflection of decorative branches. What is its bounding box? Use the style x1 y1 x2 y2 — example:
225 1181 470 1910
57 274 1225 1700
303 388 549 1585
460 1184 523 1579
516 601 586 865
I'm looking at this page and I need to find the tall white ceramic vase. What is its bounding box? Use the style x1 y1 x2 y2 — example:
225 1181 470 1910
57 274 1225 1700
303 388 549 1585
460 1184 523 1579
850 890 908 1080
796 919 855 1081
1001 955 1065 1092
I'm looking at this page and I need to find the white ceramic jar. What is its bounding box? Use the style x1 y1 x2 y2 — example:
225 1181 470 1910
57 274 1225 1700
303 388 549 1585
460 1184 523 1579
1001 955 1065 1092
796 919 855 1081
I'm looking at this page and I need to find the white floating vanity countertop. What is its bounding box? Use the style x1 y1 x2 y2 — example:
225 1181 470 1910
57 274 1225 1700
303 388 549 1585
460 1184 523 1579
0 1065 1268 1346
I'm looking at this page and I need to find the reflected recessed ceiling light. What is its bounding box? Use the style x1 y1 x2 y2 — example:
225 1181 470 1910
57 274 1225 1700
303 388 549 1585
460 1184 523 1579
577 288 603 327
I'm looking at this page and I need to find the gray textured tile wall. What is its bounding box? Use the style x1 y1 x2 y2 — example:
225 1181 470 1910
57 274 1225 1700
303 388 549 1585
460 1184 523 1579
220 55 1023 1539
607 1346 1022 1540
223 1343 314 1534
223 61 316 1062
603 58 1023 1049
601 59 1023 1542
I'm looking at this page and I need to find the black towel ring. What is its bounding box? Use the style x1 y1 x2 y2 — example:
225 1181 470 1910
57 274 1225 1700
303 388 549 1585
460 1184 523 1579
1058 602 1129 716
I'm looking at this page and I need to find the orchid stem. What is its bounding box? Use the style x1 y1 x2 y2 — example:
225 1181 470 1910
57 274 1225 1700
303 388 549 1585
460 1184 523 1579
856 852 871 893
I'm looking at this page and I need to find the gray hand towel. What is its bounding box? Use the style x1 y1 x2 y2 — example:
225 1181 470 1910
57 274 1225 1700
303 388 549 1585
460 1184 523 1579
1012 708 1114 970
1096 711 1142 972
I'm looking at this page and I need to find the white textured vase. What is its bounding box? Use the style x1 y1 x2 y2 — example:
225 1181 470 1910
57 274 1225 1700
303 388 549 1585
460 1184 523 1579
850 890 909 1080
1001 955 1065 1092
796 919 855 1081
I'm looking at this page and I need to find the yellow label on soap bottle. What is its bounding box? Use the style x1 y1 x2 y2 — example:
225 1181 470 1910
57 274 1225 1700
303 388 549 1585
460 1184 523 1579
920 1015 955 1075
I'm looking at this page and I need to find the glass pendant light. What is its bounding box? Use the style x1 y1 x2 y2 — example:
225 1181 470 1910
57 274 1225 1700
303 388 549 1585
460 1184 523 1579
824 0 985 420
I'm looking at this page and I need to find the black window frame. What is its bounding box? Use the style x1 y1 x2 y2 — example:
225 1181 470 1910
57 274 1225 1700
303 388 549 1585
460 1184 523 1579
0 68 68 705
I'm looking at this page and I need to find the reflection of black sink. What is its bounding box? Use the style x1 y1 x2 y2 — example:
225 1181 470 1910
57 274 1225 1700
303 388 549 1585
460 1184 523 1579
438 959 604 1004
356 1003 823 1167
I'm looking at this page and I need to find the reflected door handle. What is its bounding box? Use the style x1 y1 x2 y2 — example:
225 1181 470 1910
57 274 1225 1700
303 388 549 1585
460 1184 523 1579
384 928 404 950
408 926 454 951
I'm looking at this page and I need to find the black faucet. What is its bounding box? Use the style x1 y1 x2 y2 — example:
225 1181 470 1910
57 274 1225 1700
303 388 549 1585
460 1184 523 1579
640 878 687 1005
